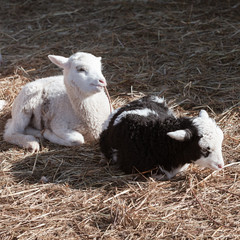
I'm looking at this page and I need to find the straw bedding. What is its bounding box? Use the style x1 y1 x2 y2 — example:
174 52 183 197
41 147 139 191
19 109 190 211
0 0 239 239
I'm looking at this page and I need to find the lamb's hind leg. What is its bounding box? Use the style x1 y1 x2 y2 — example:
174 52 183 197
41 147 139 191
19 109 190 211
4 116 40 152
25 127 42 138
43 128 84 146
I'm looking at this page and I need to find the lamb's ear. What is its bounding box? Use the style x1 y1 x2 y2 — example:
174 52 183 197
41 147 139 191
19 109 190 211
98 57 102 61
199 109 209 119
48 55 69 69
167 129 192 141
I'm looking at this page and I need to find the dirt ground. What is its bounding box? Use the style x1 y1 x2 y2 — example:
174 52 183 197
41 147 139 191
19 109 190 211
0 0 239 239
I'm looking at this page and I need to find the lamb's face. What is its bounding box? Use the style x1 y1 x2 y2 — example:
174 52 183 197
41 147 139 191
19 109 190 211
193 110 224 170
48 52 106 95
167 110 224 171
68 52 106 94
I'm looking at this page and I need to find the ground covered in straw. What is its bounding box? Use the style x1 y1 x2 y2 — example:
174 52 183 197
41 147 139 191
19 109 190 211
0 0 239 239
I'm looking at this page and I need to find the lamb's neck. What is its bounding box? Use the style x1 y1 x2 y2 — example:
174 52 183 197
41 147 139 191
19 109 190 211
66 85 109 139
153 117 195 171
81 94 109 138
65 85 88 113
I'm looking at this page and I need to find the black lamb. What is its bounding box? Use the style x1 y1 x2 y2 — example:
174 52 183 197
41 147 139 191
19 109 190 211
100 96 224 179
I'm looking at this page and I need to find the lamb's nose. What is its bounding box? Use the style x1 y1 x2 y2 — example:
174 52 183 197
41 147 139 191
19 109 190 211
99 79 106 86
218 164 223 169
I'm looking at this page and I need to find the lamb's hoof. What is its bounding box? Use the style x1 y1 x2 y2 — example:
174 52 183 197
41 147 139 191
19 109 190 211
0 100 6 111
24 141 40 153
71 138 85 146
99 152 112 165
69 134 85 146
99 155 116 166
151 173 168 181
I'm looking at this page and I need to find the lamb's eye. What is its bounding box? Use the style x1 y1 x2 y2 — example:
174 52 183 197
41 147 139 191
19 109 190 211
76 67 86 72
201 147 211 157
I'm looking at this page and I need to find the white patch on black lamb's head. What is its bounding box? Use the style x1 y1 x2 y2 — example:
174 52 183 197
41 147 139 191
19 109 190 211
113 108 158 126
192 110 224 170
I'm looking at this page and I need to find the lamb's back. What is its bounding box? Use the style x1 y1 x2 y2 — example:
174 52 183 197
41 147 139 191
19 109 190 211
12 76 80 130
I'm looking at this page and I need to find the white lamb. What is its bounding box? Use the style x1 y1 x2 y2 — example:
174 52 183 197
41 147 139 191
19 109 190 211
4 52 112 152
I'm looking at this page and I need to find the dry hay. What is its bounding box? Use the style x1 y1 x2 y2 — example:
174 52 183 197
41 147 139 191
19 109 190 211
0 0 239 239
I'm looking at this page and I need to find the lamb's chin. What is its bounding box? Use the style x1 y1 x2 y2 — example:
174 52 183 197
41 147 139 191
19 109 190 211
91 85 104 93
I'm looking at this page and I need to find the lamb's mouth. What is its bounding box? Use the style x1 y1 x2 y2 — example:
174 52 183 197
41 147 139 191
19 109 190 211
91 84 104 89
209 163 223 170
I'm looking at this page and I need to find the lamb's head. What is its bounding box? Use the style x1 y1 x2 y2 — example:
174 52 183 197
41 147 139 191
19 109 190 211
48 52 106 95
167 110 224 171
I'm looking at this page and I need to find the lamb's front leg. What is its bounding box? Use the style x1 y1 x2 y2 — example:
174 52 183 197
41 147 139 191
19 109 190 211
152 164 190 180
43 128 84 146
